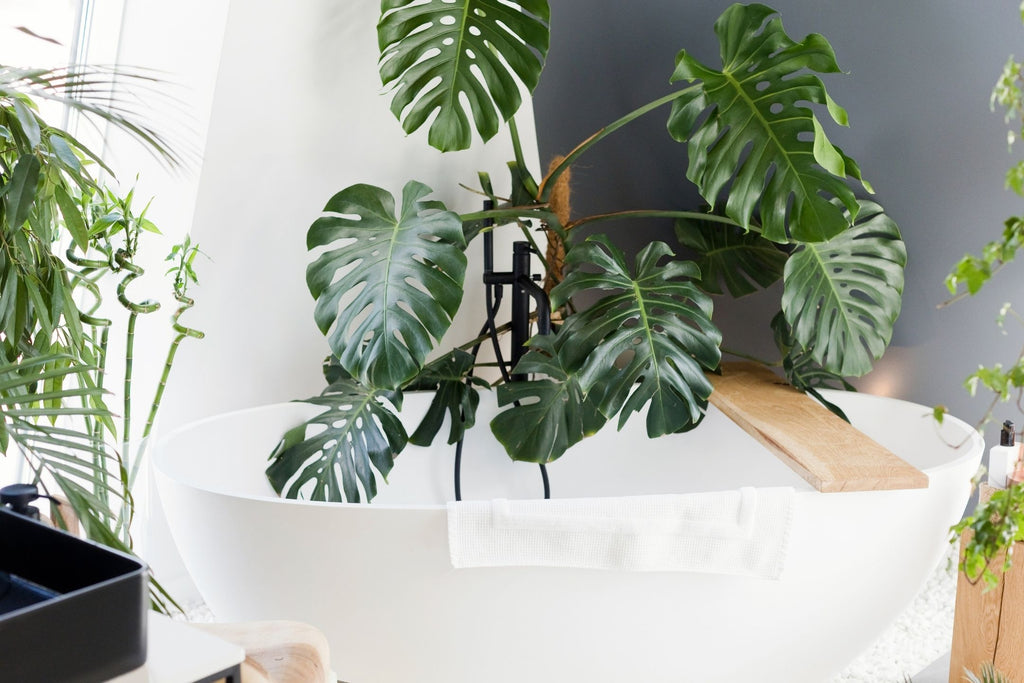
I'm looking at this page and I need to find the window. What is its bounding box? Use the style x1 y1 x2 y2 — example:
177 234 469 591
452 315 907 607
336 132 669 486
0 0 79 66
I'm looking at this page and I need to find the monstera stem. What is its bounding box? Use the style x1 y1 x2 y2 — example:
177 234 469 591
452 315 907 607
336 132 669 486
566 209 745 232
720 347 778 365
537 86 699 203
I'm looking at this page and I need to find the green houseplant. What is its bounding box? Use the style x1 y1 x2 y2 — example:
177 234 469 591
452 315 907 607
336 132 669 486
0 63 200 608
267 1 907 502
944 3 1024 591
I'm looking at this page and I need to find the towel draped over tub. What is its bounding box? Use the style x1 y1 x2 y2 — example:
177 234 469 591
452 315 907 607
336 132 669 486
446 487 795 579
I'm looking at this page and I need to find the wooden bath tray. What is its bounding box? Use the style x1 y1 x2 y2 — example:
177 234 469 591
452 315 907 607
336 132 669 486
707 362 928 493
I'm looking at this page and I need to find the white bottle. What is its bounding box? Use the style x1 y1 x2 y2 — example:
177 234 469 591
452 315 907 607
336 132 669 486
989 419 1021 489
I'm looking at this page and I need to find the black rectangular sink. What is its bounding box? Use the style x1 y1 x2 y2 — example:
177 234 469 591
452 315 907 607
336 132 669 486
0 507 148 682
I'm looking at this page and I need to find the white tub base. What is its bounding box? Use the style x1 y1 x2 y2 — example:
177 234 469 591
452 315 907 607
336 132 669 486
154 391 981 683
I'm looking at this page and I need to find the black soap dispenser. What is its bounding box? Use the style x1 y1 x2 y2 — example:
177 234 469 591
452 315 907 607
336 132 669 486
0 483 57 522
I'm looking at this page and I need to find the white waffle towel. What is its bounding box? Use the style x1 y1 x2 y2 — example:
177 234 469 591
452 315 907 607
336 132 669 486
447 487 795 579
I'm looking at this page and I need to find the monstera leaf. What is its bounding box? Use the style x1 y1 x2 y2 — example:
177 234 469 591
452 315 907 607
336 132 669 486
675 216 787 297
770 311 854 420
378 0 551 151
490 334 606 464
782 201 906 377
306 182 466 390
266 378 406 503
667 3 870 243
407 349 488 446
550 236 722 437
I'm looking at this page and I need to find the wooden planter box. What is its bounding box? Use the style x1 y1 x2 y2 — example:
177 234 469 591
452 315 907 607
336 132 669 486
950 485 1024 682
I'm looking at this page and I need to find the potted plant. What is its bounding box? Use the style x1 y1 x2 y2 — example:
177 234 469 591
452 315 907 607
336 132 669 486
0 62 199 608
264 1 906 503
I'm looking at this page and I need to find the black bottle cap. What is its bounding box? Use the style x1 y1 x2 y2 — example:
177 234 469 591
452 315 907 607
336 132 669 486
1001 420 1015 447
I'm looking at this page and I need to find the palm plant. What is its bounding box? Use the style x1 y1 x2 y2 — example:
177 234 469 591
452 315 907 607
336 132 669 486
0 61 196 609
267 2 906 503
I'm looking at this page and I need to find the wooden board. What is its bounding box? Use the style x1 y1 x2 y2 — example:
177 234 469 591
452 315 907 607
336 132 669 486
950 485 1024 682
194 620 332 683
707 362 928 492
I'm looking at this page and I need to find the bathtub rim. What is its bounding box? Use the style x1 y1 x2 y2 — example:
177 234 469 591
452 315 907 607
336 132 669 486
152 389 983 510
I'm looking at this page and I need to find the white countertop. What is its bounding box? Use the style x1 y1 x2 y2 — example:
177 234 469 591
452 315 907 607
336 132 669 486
109 612 245 683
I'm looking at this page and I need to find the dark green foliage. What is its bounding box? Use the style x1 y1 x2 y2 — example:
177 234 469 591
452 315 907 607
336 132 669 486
267 378 406 503
306 182 467 390
407 350 488 447
667 3 869 243
550 237 721 437
782 201 906 377
675 217 786 297
491 335 605 464
274 3 905 502
378 0 550 151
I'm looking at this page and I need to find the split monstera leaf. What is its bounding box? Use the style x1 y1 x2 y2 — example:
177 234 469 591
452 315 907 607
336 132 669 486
266 2 906 503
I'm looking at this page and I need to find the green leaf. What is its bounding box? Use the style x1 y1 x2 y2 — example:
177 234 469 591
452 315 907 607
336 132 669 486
54 185 89 252
12 98 41 148
1 65 186 168
378 0 550 151
770 311 854 420
675 216 786 297
550 236 722 436
265 378 407 503
47 133 81 172
45 473 180 615
782 200 906 377
667 3 869 243
306 182 467 390
955 483 1024 594
945 216 1024 296
490 334 606 463
0 354 116 468
3 154 41 233
406 349 488 446
964 359 1024 401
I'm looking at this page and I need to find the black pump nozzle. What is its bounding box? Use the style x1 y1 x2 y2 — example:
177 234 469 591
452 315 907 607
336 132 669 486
1 484 58 521
1001 420 1016 447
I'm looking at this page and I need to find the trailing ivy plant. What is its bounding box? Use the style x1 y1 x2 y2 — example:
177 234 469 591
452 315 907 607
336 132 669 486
267 2 907 502
941 2 1024 589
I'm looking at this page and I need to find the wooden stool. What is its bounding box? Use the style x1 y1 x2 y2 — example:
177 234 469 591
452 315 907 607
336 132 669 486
949 485 1024 682
193 621 333 683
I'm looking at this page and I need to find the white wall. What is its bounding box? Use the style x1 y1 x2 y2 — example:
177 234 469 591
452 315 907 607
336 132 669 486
84 0 231 590
94 0 231 443
157 0 541 432
97 0 542 597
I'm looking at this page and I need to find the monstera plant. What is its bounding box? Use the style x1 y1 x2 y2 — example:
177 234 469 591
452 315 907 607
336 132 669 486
266 2 906 503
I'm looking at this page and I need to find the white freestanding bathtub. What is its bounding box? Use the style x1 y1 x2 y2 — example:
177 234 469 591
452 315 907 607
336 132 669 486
154 390 981 683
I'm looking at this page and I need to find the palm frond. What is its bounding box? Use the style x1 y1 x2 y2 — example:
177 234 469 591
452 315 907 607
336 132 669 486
0 355 124 525
0 64 194 169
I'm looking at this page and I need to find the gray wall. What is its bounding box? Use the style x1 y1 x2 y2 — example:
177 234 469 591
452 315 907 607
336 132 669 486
533 0 1024 434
